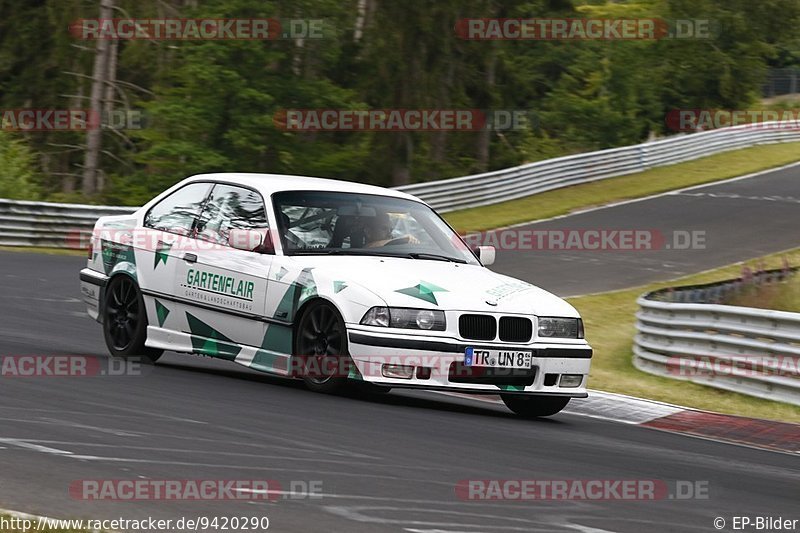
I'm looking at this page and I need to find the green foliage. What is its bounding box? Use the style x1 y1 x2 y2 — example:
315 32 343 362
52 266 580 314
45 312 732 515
0 0 797 201
0 133 40 200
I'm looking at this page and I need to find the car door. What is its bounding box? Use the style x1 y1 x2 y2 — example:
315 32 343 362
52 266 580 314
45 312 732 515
137 181 214 339
172 183 273 361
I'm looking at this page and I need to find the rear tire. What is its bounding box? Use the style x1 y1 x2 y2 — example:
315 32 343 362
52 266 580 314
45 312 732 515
102 276 163 363
501 395 570 418
296 300 351 394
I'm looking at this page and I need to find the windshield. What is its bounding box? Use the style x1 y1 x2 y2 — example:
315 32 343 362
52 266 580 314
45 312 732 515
272 190 479 265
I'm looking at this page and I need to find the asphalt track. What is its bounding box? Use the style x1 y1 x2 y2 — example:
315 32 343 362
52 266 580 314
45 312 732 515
494 162 800 296
1 165 799 532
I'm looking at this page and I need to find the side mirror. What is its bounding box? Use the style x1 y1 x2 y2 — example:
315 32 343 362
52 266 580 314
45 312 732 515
228 228 275 254
477 245 496 266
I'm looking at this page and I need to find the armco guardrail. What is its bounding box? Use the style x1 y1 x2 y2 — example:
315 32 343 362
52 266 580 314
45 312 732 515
0 199 134 248
1 122 799 248
634 268 800 406
397 122 800 212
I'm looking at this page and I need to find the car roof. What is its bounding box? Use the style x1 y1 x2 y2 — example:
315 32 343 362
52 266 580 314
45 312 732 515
183 172 423 203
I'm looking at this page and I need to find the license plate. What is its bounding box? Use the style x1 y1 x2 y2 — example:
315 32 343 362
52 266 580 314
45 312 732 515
465 347 532 369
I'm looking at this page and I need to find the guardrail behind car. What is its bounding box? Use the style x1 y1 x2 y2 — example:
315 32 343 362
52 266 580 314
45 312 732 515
0 199 133 248
396 122 800 212
634 267 800 406
2 122 799 248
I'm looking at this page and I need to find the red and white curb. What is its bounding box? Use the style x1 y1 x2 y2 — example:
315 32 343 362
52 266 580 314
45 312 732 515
437 389 800 455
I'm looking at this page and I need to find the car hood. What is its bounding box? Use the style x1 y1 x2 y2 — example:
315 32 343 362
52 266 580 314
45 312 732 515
289 256 579 317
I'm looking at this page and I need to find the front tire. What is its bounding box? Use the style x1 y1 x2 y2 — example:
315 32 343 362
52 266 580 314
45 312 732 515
296 300 351 394
501 394 570 418
103 276 162 363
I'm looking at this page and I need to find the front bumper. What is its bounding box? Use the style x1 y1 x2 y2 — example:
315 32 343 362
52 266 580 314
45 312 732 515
347 326 592 396
80 268 108 321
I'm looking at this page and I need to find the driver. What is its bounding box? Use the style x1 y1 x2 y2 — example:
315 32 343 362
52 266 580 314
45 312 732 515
362 211 394 247
362 211 419 247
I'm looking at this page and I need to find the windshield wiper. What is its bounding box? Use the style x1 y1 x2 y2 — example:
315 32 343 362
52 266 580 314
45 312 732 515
407 252 467 264
290 249 468 263
290 249 404 258
289 249 338 255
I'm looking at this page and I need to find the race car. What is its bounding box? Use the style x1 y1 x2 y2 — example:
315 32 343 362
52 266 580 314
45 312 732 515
80 173 592 417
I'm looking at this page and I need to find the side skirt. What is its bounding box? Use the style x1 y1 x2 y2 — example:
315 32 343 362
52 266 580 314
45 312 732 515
145 326 295 378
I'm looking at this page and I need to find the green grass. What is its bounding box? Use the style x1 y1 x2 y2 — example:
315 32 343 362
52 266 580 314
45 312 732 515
444 142 800 232
725 278 800 312
0 246 85 256
570 249 800 423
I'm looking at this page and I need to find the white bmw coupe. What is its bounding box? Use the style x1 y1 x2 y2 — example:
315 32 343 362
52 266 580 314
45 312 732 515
80 173 592 417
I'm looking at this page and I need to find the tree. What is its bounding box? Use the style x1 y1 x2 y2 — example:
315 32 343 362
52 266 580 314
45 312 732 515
82 0 116 196
0 133 40 200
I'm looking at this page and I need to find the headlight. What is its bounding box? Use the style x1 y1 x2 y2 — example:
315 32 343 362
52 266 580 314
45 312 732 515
361 307 446 331
360 306 390 327
537 317 584 339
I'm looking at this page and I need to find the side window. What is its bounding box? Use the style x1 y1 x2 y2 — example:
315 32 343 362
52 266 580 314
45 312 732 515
195 184 268 245
144 183 212 236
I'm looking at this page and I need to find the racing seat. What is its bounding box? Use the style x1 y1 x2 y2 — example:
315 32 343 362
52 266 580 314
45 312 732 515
279 212 303 250
329 215 358 248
